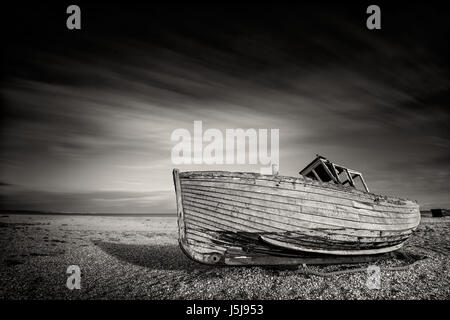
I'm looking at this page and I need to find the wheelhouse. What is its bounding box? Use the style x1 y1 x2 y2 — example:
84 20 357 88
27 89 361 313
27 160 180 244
299 155 370 192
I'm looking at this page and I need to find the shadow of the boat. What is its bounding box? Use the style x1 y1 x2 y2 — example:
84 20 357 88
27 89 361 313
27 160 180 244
93 241 209 271
93 240 427 273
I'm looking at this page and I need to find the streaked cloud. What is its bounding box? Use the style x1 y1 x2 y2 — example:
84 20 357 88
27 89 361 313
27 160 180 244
1 3 449 212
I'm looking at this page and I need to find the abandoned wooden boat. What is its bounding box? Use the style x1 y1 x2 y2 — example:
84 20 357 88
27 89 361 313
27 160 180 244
173 156 421 265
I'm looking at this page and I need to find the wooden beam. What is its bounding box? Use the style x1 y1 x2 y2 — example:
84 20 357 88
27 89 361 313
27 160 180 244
345 169 355 187
299 157 322 176
311 169 322 182
358 174 370 192
319 159 338 183
330 163 341 183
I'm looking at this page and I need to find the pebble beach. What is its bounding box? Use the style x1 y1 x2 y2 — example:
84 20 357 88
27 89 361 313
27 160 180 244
0 214 449 299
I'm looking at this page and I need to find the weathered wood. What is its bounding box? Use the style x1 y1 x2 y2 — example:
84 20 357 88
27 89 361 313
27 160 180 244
182 184 416 219
183 192 418 230
182 175 414 209
181 179 418 214
184 211 413 239
182 186 419 222
187 224 408 251
319 158 338 183
260 235 404 255
345 168 355 188
180 171 398 204
186 218 410 245
183 197 418 231
179 173 414 208
359 174 370 193
261 232 406 249
311 169 322 182
330 163 341 183
173 169 186 242
182 192 413 232
174 169 420 265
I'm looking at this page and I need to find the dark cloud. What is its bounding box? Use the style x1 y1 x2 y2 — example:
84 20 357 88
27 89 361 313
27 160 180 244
1 2 449 212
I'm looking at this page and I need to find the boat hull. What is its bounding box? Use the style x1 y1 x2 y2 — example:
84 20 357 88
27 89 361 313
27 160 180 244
173 169 420 265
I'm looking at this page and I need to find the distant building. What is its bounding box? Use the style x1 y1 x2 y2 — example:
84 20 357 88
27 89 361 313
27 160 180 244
430 209 449 217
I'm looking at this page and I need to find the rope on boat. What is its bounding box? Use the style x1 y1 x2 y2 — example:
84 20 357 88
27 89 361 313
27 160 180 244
296 256 428 277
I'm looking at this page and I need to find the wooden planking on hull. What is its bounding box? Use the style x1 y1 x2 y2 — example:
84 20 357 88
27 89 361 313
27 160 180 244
186 218 411 244
182 205 414 251
185 227 406 252
182 187 419 225
182 195 419 232
183 225 403 264
181 184 418 222
180 172 418 207
183 206 414 239
258 231 406 250
180 179 418 214
183 194 418 236
184 211 409 249
179 171 416 208
178 170 413 203
260 235 404 255
182 185 417 220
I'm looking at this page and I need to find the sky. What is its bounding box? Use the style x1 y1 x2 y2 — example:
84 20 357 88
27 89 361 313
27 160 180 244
1 2 449 213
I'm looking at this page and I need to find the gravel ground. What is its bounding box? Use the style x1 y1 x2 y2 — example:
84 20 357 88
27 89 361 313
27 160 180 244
0 214 448 299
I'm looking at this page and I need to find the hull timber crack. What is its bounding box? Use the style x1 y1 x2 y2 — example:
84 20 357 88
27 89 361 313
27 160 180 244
173 158 420 266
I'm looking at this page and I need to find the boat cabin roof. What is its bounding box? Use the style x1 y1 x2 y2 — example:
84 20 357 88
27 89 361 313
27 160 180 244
299 155 370 192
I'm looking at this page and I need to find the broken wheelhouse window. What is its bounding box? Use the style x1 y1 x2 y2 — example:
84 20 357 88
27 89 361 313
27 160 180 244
299 155 370 192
